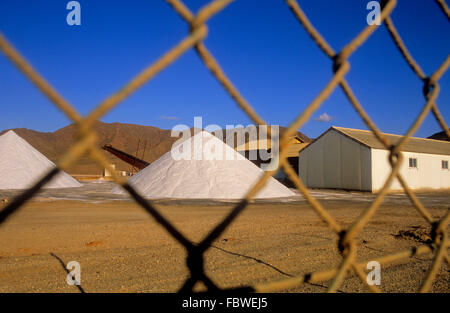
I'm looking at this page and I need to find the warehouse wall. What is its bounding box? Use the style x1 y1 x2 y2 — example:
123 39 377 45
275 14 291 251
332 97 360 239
371 149 450 191
298 129 372 191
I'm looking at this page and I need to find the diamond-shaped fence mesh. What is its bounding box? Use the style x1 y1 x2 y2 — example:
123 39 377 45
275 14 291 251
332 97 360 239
0 0 449 293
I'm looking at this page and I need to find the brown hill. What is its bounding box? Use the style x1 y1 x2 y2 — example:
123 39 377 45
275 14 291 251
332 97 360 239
428 129 450 141
0 122 178 175
0 122 310 175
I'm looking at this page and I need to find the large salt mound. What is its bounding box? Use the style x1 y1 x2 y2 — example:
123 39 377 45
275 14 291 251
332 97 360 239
0 130 82 190
113 131 294 199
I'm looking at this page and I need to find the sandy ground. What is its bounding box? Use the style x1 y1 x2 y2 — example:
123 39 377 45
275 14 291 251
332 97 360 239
0 184 448 293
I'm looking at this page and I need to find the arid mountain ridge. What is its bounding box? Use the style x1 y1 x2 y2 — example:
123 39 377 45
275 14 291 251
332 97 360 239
1 122 310 175
427 129 450 141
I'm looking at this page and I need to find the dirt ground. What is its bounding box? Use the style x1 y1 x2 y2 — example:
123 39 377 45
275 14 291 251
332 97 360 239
0 188 448 293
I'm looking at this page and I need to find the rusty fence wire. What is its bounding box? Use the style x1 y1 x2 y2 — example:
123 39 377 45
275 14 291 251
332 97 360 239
0 0 449 293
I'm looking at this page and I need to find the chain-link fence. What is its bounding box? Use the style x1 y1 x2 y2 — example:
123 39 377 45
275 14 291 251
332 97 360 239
0 0 449 293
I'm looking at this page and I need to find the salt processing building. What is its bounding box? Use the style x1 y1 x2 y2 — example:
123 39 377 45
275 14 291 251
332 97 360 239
298 127 450 192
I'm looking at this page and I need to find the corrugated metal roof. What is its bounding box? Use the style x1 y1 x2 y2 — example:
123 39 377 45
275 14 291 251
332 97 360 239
333 127 450 156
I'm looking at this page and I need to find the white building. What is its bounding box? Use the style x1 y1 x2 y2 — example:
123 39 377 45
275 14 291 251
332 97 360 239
298 127 450 192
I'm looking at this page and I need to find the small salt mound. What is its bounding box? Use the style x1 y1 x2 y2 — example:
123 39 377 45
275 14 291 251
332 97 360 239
113 131 294 199
0 130 82 190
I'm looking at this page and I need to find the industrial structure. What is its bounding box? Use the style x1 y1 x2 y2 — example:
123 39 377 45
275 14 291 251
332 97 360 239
236 136 309 186
102 144 149 175
298 127 450 192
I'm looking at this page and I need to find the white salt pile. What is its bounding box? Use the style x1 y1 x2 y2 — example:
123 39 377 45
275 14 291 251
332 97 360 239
0 130 82 189
113 131 294 199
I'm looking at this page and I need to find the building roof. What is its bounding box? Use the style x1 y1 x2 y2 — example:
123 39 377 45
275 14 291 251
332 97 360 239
332 127 450 156
236 136 309 158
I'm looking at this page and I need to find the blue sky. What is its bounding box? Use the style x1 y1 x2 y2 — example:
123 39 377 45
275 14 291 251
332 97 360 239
0 0 449 139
